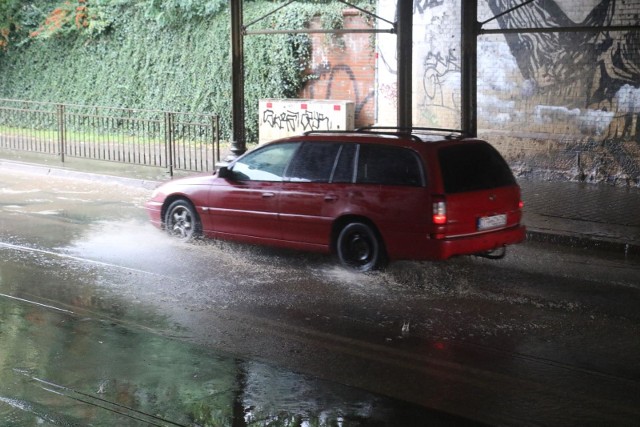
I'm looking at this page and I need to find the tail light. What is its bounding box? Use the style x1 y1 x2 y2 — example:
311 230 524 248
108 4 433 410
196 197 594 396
518 200 524 209
432 196 447 225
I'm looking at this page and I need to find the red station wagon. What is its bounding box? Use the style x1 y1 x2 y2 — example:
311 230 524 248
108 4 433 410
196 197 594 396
145 128 526 271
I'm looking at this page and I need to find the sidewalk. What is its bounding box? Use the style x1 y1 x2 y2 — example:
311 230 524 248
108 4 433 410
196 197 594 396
520 180 640 255
1 154 639 255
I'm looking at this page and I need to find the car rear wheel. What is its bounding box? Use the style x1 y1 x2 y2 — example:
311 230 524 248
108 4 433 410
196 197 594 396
165 199 201 241
336 222 386 272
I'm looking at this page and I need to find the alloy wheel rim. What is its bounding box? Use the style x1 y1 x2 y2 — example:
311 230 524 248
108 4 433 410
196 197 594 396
170 208 192 238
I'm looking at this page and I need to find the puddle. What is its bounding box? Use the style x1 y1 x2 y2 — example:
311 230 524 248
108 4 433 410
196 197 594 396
0 289 470 426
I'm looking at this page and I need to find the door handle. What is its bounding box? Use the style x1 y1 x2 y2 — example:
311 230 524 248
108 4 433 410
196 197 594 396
324 194 338 202
262 192 275 198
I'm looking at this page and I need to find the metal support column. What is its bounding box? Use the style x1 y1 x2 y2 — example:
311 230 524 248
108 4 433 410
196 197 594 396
230 0 246 158
461 0 478 137
396 0 412 128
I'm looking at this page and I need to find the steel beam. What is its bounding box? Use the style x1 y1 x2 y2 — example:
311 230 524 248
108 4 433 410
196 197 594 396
396 0 412 128
230 0 246 158
480 25 640 35
461 0 478 137
246 28 395 35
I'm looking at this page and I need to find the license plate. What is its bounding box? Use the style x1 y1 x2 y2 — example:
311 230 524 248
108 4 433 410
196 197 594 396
477 214 507 231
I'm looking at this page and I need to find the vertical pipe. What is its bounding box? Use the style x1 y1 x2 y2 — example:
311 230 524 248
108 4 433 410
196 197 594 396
215 115 221 163
230 0 246 158
211 115 217 168
57 104 66 163
396 0 413 128
461 0 478 137
166 112 174 178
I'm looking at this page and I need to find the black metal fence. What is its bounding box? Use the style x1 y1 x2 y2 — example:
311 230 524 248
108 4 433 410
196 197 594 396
0 99 221 176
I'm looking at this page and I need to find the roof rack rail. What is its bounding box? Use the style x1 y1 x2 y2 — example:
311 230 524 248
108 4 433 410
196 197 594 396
303 128 423 142
353 127 422 142
302 127 467 142
302 130 355 136
357 126 467 141
357 126 465 134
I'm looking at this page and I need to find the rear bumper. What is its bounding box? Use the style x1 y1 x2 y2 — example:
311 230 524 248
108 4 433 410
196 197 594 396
422 225 526 260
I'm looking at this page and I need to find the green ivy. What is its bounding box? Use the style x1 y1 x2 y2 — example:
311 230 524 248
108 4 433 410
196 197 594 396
0 0 375 143
143 0 228 26
0 0 41 50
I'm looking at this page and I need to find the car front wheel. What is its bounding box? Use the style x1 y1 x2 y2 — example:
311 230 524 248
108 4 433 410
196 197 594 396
336 222 386 272
164 199 201 241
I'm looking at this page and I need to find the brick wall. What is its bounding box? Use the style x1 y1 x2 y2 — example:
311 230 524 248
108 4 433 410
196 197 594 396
300 9 376 128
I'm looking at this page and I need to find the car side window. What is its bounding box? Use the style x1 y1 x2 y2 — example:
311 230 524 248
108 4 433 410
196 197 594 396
286 142 341 182
356 145 424 186
231 142 301 182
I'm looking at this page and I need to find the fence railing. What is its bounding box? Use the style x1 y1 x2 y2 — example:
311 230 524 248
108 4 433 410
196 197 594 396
0 98 221 177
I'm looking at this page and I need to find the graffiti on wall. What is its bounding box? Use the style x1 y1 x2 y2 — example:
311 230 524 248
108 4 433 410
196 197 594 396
262 109 332 133
262 110 301 133
421 49 461 113
305 62 374 127
412 0 463 128
414 0 445 13
258 99 355 143
487 0 640 141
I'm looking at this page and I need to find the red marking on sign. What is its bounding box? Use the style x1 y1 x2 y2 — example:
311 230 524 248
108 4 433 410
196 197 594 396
334 105 341 111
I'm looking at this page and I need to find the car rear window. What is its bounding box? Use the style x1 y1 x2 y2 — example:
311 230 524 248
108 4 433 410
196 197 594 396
438 143 515 193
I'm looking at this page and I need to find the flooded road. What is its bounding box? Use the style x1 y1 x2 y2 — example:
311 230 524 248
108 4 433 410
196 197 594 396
1 167 640 425
0 287 443 426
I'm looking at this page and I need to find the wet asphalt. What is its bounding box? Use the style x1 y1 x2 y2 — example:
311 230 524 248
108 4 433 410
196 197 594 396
1 167 640 426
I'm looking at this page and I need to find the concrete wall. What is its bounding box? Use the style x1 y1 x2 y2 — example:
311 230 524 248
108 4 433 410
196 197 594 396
375 0 640 186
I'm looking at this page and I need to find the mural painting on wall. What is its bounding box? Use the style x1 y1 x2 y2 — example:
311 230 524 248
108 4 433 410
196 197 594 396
415 0 640 141
486 0 640 142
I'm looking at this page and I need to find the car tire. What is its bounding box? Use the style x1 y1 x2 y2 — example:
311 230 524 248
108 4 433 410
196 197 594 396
336 222 386 272
164 199 201 242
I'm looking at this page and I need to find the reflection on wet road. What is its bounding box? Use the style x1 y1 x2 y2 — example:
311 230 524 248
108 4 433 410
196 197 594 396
1 169 640 425
1 288 450 426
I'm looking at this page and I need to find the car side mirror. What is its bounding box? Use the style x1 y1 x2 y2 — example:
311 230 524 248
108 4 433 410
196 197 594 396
217 165 233 179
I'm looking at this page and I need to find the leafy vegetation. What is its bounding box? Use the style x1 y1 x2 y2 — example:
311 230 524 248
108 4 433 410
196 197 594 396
0 0 375 142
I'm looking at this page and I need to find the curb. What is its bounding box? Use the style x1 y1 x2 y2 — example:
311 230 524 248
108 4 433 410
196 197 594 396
0 160 160 190
526 229 640 256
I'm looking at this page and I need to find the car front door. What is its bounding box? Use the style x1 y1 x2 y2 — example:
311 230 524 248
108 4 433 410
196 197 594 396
207 142 300 241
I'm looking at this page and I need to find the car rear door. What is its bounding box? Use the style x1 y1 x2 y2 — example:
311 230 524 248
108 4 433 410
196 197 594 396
352 143 431 257
437 141 522 237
